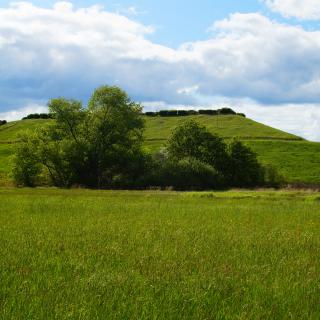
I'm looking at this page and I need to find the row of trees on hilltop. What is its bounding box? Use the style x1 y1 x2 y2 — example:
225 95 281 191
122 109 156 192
13 85 282 190
145 108 246 117
22 108 245 120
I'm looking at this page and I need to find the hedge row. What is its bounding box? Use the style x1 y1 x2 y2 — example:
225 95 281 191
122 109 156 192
22 113 55 120
144 108 245 117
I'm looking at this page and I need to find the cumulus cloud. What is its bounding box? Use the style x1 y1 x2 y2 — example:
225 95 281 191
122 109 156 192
0 104 47 121
264 0 320 20
1 2 320 139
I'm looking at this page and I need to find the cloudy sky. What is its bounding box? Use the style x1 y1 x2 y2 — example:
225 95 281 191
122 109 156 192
0 0 320 140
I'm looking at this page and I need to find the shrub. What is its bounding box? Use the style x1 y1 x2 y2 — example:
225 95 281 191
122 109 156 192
152 156 224 190
263 164 285 188
22 113 55 120
144 112 158 117
237 113 246 117
217 108 236 115
198 110 218 115
0 120 7 126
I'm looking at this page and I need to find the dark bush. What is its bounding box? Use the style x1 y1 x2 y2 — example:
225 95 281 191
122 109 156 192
150 156 224 190
199 110 218 115
0 120 7 126
22 113 55 120
144 112 158 117
237 113 246 117
217 108 237 115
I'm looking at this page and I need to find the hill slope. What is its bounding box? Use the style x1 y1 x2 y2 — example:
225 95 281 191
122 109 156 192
0 115 319 185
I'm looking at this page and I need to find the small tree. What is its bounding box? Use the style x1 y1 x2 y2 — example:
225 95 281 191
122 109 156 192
167 120 229 175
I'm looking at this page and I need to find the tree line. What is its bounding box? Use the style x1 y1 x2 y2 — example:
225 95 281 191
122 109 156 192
140 108 245 117
21 108 245 120
13 85 282 190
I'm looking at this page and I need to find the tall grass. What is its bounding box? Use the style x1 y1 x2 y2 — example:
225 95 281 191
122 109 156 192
0 189 319 319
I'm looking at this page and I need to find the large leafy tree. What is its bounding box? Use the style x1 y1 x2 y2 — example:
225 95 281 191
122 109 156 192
13 86 146 188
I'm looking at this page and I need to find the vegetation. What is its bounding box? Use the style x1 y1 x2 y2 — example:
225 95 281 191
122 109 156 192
22 113 54 120
0 89 319 186
13 86 147 188
11 87 265 189
0 120 7 126
144 108 241 117
0 188 319 319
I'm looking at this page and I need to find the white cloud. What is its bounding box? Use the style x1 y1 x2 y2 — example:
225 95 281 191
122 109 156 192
0 104 47 121
1 3 320 139
264 0 320 20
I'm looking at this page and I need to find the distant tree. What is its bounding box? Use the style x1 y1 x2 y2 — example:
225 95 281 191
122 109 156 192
0 120 7 125
167 120 229 175
217 108 236 115
228 140 264 187
198 110 218 115
22 113 54 120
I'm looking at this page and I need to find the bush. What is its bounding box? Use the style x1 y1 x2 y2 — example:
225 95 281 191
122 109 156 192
152 156 224 190
237 113 246 117
263 164 285 188
0 120 7 126
198 110 218 115
22 113 55 120
144 112 158 117
217 108 236 115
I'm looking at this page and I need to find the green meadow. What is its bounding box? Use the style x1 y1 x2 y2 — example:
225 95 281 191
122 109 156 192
0 189 319 319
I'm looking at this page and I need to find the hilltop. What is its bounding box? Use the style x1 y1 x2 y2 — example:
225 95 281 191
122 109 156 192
0 115 320 185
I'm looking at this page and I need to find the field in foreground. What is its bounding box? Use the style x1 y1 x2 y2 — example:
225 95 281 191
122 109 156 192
0 189 319 319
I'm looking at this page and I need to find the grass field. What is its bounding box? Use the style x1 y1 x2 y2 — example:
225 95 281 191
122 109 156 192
1 115 320 185
0 189 319 319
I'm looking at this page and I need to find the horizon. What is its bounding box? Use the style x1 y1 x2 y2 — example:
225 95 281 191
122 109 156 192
0 0 320 140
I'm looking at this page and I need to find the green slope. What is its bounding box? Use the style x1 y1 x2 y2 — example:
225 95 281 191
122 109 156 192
0 115 319 185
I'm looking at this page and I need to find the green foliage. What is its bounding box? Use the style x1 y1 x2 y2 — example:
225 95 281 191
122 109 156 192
263 164 285 188
228 139 264 187
0 120 7 125
12 86 145 188
150 155 224 190
11 132 42 187
22 113 54 120
167 120 229 174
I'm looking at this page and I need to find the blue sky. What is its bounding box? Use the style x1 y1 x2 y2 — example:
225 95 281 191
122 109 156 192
1 0 320 140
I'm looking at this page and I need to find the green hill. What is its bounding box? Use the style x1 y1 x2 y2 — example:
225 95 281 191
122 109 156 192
1 115 319 186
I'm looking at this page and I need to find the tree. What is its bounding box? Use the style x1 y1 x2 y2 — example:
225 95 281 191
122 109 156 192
228 140 264 187
12 86 146 188
167 120 229 175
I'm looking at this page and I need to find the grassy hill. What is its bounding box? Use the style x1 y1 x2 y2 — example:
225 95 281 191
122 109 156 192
1 115 320 185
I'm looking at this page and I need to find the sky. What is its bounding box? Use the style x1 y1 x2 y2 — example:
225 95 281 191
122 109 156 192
0 0 320 140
